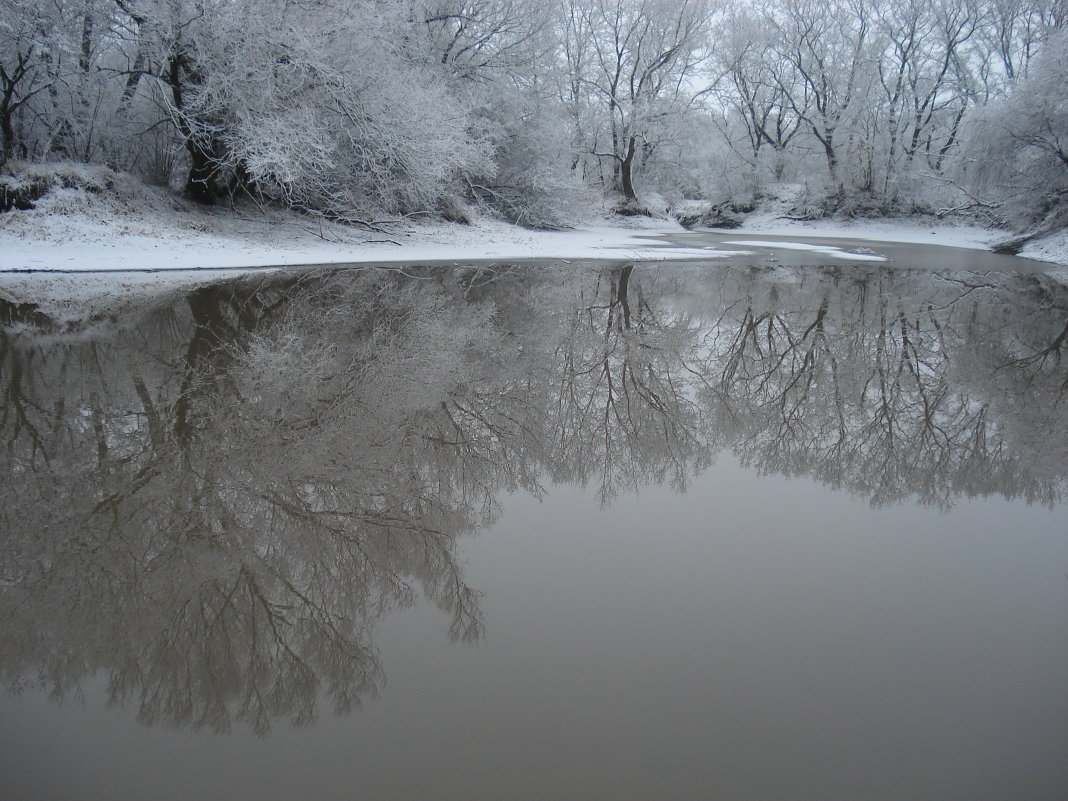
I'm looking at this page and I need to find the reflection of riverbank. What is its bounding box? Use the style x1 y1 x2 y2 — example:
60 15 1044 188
6 261 1068 508
4 241 1063 333
2 262 1067 733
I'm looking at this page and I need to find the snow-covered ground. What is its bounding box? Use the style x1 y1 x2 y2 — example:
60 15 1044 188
2 167 1066 305
1016 229 1068 266
675 182 1068 267
0 190 1024 271
0 213 744 271
0 174 739 272
733 208 1068 266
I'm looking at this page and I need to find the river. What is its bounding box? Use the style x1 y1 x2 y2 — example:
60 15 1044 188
1 255 1066 800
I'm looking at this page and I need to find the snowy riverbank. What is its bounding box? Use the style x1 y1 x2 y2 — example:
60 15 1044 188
1 165 1066 287
0 193 1037 272
733 212 1068 268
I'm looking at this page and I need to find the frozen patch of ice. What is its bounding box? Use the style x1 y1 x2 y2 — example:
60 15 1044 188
732 216 1004 251
722 240 888 262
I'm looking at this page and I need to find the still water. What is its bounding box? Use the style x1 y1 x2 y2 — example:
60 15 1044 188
1 261 1066 800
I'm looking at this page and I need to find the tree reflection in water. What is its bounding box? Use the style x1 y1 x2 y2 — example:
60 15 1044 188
1 262 1066 733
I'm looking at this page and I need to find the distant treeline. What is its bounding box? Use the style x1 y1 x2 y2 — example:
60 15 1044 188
1 0 1066 229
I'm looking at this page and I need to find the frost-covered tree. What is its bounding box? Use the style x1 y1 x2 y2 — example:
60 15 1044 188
406 0 590 226
0 0 47 162
706 5 804 179
765 0 877 191
972 0 1068 89
407 0 553 82
100 1 488 218
870 0 979 197
0 0 97 163
465 91 595 227
697 0 1068 216
190 3 488 216
4 0 1068 229
964 28 1068 231
561 0 716 201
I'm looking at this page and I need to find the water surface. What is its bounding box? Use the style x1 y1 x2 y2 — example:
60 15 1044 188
1 261 1066 800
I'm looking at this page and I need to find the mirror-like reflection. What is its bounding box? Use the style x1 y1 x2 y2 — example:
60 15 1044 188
2 262 1066 734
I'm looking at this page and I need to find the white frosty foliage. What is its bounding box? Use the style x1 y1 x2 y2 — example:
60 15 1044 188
964 29 1068 227
0 0 1067 234
167 2 489 219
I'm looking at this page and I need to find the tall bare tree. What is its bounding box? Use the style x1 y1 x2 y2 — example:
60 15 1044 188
561 0 715 200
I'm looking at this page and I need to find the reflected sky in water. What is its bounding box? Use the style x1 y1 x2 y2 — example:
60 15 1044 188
1 262 1067 800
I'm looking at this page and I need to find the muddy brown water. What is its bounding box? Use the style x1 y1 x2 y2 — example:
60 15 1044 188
1 257 1066 801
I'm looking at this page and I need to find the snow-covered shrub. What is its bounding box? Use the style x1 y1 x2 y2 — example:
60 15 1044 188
172 2 490 222
0 171 49 211
0 160 193 240
0 161 128 212
962 30 1068 231
465 94 593 229
781 184 936 220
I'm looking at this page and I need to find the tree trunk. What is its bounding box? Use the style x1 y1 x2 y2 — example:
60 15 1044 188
1 50 33 163
78 10 94 161
117 51 144 111
0 109 14 163
168 54 219 205
185 141 219 204
822 134 839 191
620 136 637 200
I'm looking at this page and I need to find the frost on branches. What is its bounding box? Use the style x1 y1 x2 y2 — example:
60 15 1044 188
1 0 1067 231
